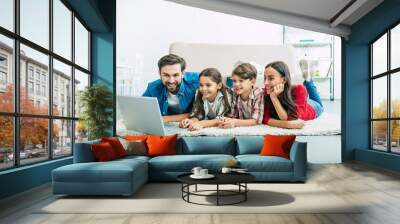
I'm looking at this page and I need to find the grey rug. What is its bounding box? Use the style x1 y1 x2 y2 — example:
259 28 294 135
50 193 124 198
38 183 362 214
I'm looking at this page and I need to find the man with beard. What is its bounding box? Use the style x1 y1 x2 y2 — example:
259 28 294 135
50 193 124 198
143 54 199 122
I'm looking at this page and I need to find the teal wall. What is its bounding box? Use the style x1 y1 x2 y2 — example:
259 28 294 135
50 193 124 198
0 0 116 200
0 158 72 199
91 31 115 135
344 0 400 171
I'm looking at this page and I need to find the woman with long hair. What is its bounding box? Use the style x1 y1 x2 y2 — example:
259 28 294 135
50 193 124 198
263 61 324 129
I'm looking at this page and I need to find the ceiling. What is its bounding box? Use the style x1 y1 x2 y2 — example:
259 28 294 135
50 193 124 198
166 0 384 38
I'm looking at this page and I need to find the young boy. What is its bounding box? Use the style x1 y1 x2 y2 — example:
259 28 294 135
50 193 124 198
219 63 264 128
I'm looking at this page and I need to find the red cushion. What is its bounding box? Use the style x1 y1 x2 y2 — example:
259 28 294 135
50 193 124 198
124 135 149 141
259 135 296 159
146 135 177 157
101 137 127 158
91 142 118 161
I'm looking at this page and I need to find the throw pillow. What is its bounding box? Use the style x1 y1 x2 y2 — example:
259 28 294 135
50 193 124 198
91 142 118 161
259 135 296 159
118 137 147 156
146 134 177 157
124 135 149 141
101 137 127 158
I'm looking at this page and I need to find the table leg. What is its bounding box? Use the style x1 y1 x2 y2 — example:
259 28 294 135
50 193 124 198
245 183 247 201
217 184 219 206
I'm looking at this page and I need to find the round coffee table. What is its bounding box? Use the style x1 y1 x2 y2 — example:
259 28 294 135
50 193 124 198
177 173 255 206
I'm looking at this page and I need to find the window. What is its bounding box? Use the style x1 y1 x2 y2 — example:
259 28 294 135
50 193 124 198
371 23 400 154
53 119 72 158
53 59 71 116
0 116 13 170
35 70 41 81
74 69 89 118
75 18 89 69
42 85 46 97
53 0 72 60
0 1 91 170
0 54 7 67
0 0 14 31
28 81 34 94
0 35 13 113
41 73 46 82
35 84 40 95
20 0 49 49
0 71 6 85
28 67 34 80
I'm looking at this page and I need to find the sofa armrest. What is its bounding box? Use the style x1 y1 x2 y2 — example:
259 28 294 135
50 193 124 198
289 141 307 181
73 140 100 163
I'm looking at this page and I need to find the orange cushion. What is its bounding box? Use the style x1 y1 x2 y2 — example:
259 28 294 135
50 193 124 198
146 135 177 157
259 135 296 159
101 137 127 158
91 142 118 161
124 135 149 141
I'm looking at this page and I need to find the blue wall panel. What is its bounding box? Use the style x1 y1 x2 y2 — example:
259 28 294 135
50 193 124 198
92 32 114 88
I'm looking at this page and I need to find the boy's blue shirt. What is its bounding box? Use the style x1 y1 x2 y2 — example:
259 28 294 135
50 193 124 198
142 72 199 115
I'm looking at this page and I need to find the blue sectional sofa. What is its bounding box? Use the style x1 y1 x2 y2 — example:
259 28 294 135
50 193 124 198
52 136 307 196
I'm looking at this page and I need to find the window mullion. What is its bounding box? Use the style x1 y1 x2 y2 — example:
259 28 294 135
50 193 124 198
48 0 54 160
71 10 76 154
387 30 391 152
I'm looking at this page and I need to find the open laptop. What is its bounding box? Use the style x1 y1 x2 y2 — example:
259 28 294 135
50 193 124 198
117 96 167 136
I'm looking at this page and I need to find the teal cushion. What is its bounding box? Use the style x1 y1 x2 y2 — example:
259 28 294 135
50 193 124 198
179 137 235 155
73 139 101 163
236 136 264 155
149 154 235 172
236 155 293 172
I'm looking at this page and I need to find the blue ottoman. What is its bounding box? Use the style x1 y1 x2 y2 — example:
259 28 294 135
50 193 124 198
52 156 148 196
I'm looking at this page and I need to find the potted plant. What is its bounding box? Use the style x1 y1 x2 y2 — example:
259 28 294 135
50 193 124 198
79 84 113 140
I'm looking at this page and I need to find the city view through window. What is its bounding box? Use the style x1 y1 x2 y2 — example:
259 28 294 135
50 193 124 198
0 0 90 170
371 23 400 153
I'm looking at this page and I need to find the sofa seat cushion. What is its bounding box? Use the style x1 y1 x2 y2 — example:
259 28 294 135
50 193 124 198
53 159 147 183
149 154 235 172
117 155 150 163
236 155 293 172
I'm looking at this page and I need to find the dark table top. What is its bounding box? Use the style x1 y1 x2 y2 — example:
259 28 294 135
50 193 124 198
177 172 255 185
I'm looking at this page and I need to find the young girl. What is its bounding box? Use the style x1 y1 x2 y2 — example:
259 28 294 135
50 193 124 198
219 63 264 128
179 68 233 131
263 61 324 129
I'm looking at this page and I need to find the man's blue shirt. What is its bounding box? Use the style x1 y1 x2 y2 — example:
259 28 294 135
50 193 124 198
142 72 199 116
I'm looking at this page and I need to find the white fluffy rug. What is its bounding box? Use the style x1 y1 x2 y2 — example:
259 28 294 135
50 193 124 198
119 113 341 137
38 183 361 214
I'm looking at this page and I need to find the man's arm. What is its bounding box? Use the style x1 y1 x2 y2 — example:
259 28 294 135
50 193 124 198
163 113 189 122
142 86 151 97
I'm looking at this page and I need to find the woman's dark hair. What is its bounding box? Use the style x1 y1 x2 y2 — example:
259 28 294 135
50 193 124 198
232 63 257 80
158 54 186 72
194 68 231 117
264 61 298 119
